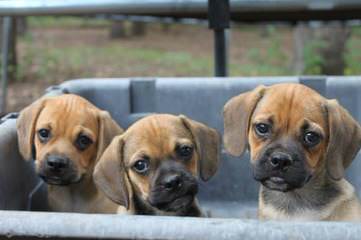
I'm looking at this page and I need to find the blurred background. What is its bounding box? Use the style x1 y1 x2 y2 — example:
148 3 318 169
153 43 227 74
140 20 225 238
1 16 361 112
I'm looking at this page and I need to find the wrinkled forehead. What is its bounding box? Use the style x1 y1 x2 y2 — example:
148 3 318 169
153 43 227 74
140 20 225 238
36 100 98 131
253 85 327 128
124 116 193 157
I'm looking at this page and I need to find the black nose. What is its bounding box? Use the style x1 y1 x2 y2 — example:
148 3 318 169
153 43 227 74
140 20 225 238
270 152 293 170
163 174 183 191
46 156 69 172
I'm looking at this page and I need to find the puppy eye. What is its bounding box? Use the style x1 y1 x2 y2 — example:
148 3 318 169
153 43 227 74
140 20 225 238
304 131 321 147
38 129 51 142
177 145 193 159
133 159 150 174
255 123 271 136
76 135 93 151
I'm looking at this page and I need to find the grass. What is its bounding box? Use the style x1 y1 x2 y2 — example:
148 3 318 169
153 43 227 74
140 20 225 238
14 17 361 84
17 37 213 82
18 18 294 81
16 38 290 82
5 16 361 112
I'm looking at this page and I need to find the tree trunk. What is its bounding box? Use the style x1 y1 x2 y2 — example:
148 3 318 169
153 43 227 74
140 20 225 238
292 23 306 74
109 20 127 39
131 22 147 36
16 17 27 36
0 17 17 82
8 17 17 81
317 22 350 75
293 22 350 75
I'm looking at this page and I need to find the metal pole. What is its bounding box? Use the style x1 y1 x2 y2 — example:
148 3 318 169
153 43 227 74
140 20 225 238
2 211 361 240
214 29 228 76
1 16 11 114
208 0 230 77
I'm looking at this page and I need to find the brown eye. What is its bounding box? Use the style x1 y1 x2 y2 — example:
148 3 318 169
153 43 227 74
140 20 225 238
177 145 193 159
255 123 270 136
76 135 93 151
304 132 321 147
38 129 51 142
133 159 150 174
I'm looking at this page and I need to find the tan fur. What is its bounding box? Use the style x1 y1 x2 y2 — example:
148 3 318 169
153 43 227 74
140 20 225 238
94 114 220 216
258 180 361 221
17 94 123 213
223 83 361 221
248 84 328 169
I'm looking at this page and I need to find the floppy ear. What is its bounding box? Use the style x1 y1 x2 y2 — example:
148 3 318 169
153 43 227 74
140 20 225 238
93 135 133 209
16 98 47 161
223 85 266 157
96 111 124 161
180 115 220 181
324 99 361 180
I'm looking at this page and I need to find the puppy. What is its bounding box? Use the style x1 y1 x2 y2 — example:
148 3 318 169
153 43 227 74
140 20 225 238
93 114 220 216
223 83 361 221
16 94 123 213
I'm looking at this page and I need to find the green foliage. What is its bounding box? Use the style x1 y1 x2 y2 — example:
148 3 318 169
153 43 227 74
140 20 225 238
27 16 110 28
303 39 327 75
231 26 290 76
344 27 361 75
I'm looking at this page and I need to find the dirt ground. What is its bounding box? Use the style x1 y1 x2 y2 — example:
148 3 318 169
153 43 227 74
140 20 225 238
0 22 300 113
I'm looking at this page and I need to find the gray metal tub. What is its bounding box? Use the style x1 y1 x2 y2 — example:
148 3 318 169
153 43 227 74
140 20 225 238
1 76 361 239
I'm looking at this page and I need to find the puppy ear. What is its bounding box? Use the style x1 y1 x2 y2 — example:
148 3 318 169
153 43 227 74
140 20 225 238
93 135 133 209
16 98 47 161
223 85 266 157
325 99 361 180
96 111 124 161
180 115 220 181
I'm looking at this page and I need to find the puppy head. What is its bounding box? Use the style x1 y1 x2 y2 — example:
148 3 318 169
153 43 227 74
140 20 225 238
17 94 123 185
94 114 220 214
224 83 361 192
